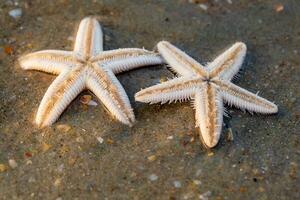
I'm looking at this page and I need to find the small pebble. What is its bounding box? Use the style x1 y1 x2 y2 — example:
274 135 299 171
4 46 13 55
25 152 32 158
8 159 18 169
80 95 92 105
198 4 208 11
183 192 194 200
226 128 234 141
107 138 114 144
54 178 62 187
274 4 284 12
56 124 71 132
148 174 158 181
28 176 36 183
147 155 156 162
173 180 181 188
9 8 22 19
160 77 168 83
87 100 98 106
195 169 202 176
193 180 202 185
76 136 84 143
41 143 51 152
207 152 214 157
26 160 33 165
199 191 212 200
57 164 64 173
104 35 111 42
97 136 104 144
167 135 174 140
0 164 7 172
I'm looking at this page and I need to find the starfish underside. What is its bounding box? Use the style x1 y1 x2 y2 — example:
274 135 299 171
135 41 278 148
19 17 163 127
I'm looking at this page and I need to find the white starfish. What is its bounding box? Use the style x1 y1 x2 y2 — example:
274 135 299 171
135 41 278 148
19 17 163 128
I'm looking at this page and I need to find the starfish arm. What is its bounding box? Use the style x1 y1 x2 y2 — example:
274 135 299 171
208 42 246 81
74 17 103 58
194 84 223 148
90 48 164 74
157 41 207 77
19 50 76 75
215 80 278 114
86 63 135 126
135 77 200 104
36 66 86 128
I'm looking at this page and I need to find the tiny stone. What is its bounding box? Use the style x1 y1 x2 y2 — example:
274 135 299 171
160 77 168 83
0 164 7 172
193 179 202 185
104 35 111 42
41 143 51 152
274 4 284 12
57 164 64 173
97 136 104 144
80 95 92 105
173 180 181 188
56 124 71 132
76 136 84 143
195 169 202 176
9 8 22 19
8 159 18 169
26 160 33 165
226 128 234 141
147 155 156 162
199 191 212 200
28 176 36 183
198 4 208 11
54 178 62 187
107 138 114 144
207 152 214 157
87 100 98 106
167 135 174 140
148 174 158 181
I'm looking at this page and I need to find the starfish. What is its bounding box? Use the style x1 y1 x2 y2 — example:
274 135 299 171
135 41 278 148
19 17 163 128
